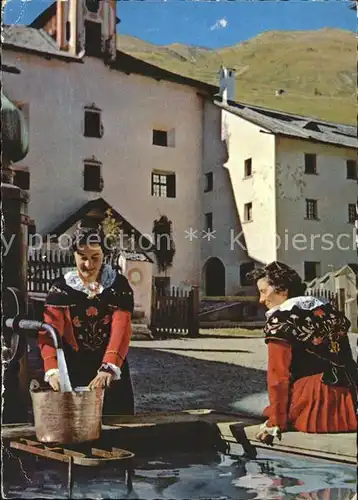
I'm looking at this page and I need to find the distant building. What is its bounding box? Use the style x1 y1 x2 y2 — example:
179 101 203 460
3 0 357 298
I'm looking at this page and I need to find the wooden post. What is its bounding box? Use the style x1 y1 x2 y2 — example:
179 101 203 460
338 288 346 313
188 285 200 337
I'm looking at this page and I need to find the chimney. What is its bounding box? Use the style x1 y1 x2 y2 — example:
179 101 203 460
219 66 236 104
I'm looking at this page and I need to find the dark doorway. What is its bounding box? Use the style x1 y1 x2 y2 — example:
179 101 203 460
205 258 225 296
85 21 102 57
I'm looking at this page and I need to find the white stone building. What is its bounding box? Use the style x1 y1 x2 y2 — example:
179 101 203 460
3 0 357 298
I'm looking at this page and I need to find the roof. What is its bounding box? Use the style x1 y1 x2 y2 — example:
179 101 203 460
334 264 358 277
44 197 154 261
216 99 357 149
2 25 217 94
2 26 82 62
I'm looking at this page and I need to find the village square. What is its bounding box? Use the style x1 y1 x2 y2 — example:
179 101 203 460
1 0 357 498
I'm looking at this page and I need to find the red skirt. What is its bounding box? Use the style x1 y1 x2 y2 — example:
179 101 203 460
289 374 357 433
264 373 357 433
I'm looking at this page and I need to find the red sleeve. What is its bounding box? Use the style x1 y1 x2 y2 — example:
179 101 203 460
38 306 77 371
266 340 292 430
38 306 64 371
102 310 132 368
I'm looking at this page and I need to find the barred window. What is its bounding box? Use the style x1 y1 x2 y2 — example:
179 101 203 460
306 199 318 220
348 203 356 224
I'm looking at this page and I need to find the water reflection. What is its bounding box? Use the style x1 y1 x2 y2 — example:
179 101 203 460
3 446 356 499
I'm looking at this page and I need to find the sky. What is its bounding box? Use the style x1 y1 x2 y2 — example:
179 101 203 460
3 0 356 50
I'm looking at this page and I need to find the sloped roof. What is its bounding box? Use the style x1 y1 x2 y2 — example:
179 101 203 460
216 99 357 149
2 25 217 94
44 197 154 261
2 25 82 61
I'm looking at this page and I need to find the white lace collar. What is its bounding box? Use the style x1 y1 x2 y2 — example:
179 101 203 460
265 295 326 318
64 264 117 297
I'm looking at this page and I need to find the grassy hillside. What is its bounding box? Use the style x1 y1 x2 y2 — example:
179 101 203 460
117 29 356 125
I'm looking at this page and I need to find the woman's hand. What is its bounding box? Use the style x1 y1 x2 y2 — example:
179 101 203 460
48 373 61 391
255 421 282 446
88 372 113 390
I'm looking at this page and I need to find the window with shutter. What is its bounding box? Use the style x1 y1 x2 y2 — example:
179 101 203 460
151 171 176 198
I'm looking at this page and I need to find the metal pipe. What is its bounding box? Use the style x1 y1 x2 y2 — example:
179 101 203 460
4 318 62 349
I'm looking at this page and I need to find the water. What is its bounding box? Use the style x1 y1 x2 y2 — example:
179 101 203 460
3 444 356 499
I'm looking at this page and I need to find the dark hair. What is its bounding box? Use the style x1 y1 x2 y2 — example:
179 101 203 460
246 261 307 298
71 218 107 254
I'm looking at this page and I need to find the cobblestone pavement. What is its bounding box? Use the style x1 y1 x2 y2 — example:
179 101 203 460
128 336 268 414
128 334 357 414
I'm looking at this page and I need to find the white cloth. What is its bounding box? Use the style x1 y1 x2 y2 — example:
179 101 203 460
64 264 117 297
265 295 326 319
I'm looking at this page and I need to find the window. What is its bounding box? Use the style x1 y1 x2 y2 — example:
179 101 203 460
304 154 317 174
83 161 103 192
86 0 100 13
13 168 30 190
85 20 102 57
304 261 321 282
244 158 252 178
305 199 318 220
240 262 255 286
348 204 356 224
346 160 357 180
151 172 176 198
65 21 70 42
153 130 168 147
244 202 253 222
152 129 175 147
204 172 213 192
84 107 102 138
204 212 213 231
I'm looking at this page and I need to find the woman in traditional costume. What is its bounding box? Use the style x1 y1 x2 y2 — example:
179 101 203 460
248 262 357 444
38 220 135 415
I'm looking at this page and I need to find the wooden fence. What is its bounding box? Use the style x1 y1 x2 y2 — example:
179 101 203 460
27 250 122 294
150 286 200 338
307 288 341 311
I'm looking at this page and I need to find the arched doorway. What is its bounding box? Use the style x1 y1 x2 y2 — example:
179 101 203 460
205 258 225 296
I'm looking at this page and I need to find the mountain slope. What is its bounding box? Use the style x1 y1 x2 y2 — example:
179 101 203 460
117 29 356 125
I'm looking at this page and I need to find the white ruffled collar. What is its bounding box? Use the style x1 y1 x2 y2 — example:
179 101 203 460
64 264 117 297
265 295 326 318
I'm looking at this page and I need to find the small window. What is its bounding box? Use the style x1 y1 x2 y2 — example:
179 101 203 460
240 262 255 286
151 172 176 198
304 261 320 282
85 20 102 57
204 172 213 192
304 154 317 174
66 21 71 42
306 199 318 220
244 158 252 178
346 160 357 180
153 130 168 147
348 203 356 224
244 202 253 222
83 162 103 192
204 212 213 232
84 108 102 138
13 169 30 190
